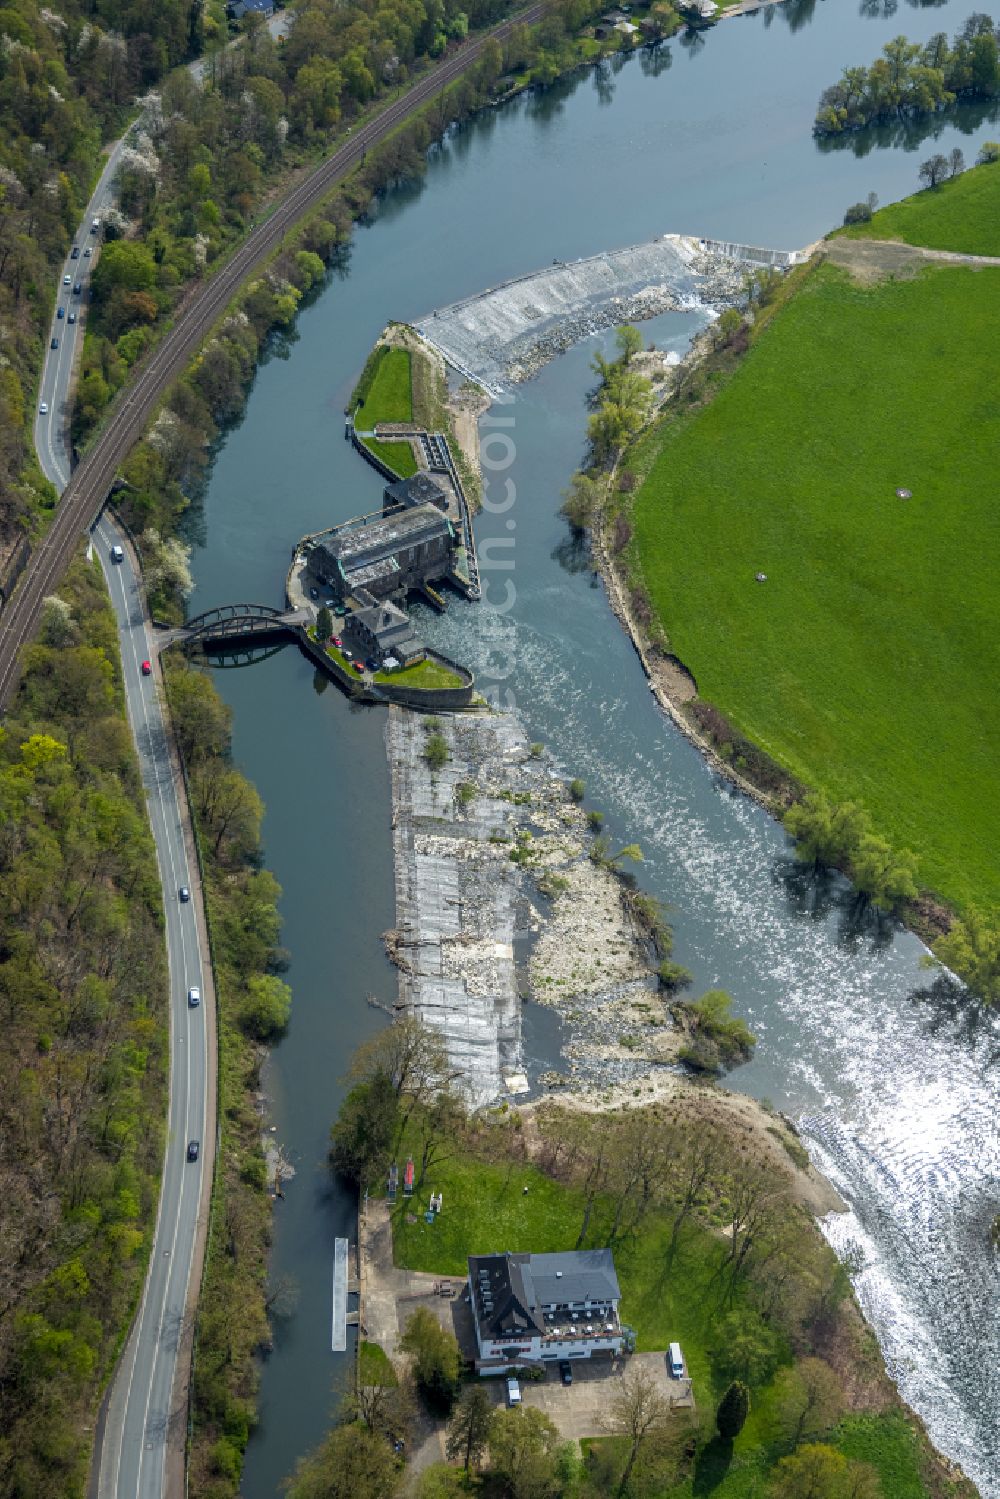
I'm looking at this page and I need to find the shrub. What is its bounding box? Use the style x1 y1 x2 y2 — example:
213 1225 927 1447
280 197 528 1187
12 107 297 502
424 732 449 771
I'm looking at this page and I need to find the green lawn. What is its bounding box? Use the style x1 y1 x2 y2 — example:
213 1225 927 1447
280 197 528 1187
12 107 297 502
630 260 1000 912
374 657 464 689
837 157 1000 256
355 346 413 428
362 436 418 477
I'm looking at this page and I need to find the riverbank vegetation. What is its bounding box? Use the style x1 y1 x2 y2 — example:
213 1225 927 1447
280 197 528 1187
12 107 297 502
319 1022 971 1499
0 553 168 1499
606 162 1000 999
163 654 291 1497
814 16 1000 136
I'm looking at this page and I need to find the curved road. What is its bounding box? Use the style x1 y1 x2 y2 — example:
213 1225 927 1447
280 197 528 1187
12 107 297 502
91 517 213 1499
0 0 546 707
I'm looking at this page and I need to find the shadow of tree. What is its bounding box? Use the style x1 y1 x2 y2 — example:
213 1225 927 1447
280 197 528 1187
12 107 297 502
692 1436 733 1494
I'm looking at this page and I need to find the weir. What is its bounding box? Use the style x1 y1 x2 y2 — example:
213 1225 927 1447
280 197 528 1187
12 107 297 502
413 231 809 392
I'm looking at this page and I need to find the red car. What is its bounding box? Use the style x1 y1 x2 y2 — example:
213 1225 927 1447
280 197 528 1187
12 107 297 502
352 659 365 672
332 636 342 648
141 659 152 676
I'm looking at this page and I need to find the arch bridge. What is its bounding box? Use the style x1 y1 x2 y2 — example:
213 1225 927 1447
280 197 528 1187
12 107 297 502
158 603 310 652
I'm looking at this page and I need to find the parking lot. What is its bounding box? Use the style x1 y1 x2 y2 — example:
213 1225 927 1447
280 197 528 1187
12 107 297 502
488 1352 692 1440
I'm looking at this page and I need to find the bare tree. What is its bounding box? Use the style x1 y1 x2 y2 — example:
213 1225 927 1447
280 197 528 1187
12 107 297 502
949 146 965 178
610 1364 672 1494
918 153 950 189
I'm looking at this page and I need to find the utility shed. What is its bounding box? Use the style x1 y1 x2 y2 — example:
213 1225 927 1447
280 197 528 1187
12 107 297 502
312 504 456 602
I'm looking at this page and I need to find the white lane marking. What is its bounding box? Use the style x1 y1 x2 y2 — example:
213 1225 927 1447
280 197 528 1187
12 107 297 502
95 522 205 1498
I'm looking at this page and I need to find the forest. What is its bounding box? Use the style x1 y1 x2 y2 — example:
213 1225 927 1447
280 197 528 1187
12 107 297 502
0 554 168 1498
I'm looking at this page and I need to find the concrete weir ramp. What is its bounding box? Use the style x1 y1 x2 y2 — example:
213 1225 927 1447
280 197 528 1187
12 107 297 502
385 707 525 1109
414 233 806 393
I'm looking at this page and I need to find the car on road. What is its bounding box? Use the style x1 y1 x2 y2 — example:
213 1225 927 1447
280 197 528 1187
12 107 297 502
63 274 71 285
50 337 59 350
559 1360 573 1386
57 306 65 319
141 659 152 676
187 1140 200 1162
73 282 82 296
506 1376 521 1407
84 246 92 257
71 245 80 258
179 886 190 902
110 544 124 563
67 311 76 323
187 986 201 1007
39 401 48 415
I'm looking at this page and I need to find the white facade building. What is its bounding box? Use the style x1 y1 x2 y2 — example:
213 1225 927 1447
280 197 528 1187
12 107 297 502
468 1249 623 1372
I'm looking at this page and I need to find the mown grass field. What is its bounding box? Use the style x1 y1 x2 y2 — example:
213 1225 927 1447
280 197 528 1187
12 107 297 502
629 259 1000 912
374 656 464 688
837 157 1000 256
355 346 413 428
389 1142 932 1496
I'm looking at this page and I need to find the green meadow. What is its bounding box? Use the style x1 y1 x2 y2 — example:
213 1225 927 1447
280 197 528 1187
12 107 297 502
629 256 1000 913
838 157 1000 256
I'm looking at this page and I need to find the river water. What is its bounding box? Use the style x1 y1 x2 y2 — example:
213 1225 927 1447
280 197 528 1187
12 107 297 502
186 4 1000 1493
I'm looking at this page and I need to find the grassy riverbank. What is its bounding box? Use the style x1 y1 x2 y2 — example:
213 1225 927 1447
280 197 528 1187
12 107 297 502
836 157 1000 257
625 165 1000 919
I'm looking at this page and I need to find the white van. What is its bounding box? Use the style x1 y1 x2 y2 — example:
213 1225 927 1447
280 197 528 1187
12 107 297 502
667 1342 684 1379
110 544 124 563
506 1376 521 1407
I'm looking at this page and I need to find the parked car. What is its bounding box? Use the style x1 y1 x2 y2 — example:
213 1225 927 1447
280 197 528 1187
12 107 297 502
67 311 76 323
110 544 124 563
57 306 65 319
187 986 201 1007
179 886 190 902
352 659 365 672
366 657 379 672
332 636 342 648
506 1376 521 1407
667 1342 685 1379
39 401 48 415
309 586 318 599
559 1361 573 1386
50 337 59 350
187 1140 200 1162
141 659 152 676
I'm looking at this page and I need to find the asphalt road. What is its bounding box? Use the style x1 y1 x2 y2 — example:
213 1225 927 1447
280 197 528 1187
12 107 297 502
0 0 547 709
91 516 210 1499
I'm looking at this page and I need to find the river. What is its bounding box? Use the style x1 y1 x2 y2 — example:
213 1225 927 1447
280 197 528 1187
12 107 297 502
186 3 1000 1494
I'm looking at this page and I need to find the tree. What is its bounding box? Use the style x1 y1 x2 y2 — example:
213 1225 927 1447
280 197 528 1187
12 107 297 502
709 1307 781 1386
768 1442 878 1499
935 908 1000 1004
560 470 604 531
91 240 157 306
238 973 291 1040
677 990 756 1075
399 1307 461 1414
330 1070 398 1187
784 793 869 872
140 526 194 598
488 1406 560 1499
610 1363 671 1493
615 323 643 365
446 1383 493 1472
714 308 744 348
425 731 449 770
850 832 917 912
716 1380 751 1440
315 605 333 642
348 1016 457 1140
918 153 950 188
772 1358 844 1450
977 140 1000 164
949 146 965 178
167 665 232 766
285 1422 401 1499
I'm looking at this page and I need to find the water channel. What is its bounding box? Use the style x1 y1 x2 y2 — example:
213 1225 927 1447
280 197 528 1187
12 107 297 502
185 3 1000 1492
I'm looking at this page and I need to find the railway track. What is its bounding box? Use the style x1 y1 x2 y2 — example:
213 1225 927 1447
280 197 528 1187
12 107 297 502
0 1 546 708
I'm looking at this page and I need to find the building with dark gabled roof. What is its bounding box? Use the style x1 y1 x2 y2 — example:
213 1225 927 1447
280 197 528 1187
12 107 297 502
467 1249 623 1371
346 599 423 665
